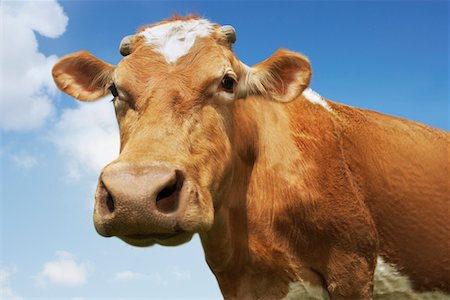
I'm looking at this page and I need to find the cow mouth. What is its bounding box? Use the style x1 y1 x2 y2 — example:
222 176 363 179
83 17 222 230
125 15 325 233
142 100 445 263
120 231 192 247
125 233 179 240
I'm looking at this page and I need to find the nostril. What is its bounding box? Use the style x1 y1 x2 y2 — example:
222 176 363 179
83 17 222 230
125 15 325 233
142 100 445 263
97 181 115 215
155 170 184 214
104 192 115 213
156 182 177 201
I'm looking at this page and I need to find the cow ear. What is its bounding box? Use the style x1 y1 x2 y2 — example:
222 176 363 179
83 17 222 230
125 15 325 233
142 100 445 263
52 51 115 101
242 49 311 103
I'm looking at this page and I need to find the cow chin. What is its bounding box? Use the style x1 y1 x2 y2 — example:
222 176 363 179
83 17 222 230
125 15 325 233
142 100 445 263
119 231 194 247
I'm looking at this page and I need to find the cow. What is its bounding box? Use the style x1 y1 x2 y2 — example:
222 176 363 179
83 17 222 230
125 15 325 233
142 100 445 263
52 16 449 299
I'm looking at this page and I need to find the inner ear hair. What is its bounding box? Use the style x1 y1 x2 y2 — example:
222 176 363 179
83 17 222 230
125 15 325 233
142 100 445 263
267 53 311 94
251 49 311 103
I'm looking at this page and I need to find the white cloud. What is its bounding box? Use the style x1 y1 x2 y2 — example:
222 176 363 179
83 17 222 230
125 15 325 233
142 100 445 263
0 269 10 284
34 251 89 287
0 0 68 131
115 270 137 281
50 100 120 181
54 250 76 260
11 152 38 169
114 270 167 286
0 267 23 300
0 287 24 300
10 1 68 38
172 266 191 281
114 266 191 286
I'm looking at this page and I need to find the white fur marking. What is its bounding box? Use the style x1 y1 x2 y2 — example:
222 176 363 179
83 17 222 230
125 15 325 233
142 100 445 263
139 19 213 63
283 281 329 300
282 257 450 299
373 257 449 299
302 88 332 111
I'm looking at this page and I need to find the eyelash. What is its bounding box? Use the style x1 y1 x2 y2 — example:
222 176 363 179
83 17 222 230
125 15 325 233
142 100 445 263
109 83 119 98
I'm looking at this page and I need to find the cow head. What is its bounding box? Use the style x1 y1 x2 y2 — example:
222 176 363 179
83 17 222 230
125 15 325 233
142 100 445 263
52 16 311 247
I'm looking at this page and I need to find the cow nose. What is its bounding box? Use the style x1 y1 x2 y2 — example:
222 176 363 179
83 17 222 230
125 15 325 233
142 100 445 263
94 163 186 237
96 167 181 215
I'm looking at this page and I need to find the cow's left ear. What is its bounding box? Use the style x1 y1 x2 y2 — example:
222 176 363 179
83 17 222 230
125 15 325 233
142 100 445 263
239 49 311 103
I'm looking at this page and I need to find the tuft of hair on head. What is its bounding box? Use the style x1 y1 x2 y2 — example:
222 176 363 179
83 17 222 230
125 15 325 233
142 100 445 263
137 13 202 34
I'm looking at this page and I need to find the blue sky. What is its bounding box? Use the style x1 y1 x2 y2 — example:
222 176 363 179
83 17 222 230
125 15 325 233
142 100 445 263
0 1 448 299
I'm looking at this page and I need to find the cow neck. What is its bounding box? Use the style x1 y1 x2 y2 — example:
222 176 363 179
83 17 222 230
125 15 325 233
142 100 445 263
199 97 305 296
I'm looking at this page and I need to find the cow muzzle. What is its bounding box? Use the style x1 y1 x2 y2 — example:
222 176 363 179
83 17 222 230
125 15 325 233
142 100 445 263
93 162 194 246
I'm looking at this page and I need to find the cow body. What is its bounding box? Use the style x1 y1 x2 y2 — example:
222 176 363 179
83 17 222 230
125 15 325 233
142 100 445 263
201 93 449 298
52 16 449 299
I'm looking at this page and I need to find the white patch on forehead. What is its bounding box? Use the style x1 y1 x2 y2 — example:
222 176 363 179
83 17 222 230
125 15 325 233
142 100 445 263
302 88 332 111
139 19 213 63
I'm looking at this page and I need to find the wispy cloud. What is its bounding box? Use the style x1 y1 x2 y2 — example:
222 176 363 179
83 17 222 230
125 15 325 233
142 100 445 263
114 266 191 286
171 266 191 281
34 251 90 288
50 100 119 181
0 266 23 300
115 270 139 281
0 287 24 300
0 268 11 284
114 270 167 286
0 0 68 131
11 153 39 169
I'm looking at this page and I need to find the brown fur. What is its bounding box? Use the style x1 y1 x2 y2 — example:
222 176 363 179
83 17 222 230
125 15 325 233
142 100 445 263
52 17 450 299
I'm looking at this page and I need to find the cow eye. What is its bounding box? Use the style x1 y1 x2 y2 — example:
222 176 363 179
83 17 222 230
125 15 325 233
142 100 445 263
221 75 236 93
109 83 119 97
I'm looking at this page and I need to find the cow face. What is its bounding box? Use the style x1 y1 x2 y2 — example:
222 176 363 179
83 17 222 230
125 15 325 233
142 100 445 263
52 17 311 247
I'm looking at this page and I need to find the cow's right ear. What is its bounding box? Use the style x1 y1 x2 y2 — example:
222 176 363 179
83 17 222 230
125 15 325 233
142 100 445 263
52 51 115 101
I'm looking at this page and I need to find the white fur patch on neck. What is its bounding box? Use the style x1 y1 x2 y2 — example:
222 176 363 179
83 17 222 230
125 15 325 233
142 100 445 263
139 19 213 64
302 88 332 111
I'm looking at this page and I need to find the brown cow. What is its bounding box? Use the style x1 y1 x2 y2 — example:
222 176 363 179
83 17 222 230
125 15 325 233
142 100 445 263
52 16 449 299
